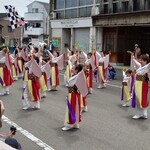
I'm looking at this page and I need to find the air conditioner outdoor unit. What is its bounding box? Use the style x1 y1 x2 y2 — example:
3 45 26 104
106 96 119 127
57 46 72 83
92 6 99 16
50 12 57 19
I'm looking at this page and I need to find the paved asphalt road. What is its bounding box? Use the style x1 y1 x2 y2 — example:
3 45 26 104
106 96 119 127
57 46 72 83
0 73 150 150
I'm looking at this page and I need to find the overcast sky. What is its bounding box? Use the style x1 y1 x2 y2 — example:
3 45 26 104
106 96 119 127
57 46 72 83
0 0 49 17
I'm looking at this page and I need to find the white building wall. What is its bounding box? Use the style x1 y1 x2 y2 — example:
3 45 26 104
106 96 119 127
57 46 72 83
32 35 43 47
28 2 45 13
52 28 62 37
50 18 92 53
42 8 49 35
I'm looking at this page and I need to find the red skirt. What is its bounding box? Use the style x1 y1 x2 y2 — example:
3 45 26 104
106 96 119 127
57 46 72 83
141 81 149 108
3 67 14 86
32 78 41 102
69 93 82 125
82 96 87 107
55 66 59 86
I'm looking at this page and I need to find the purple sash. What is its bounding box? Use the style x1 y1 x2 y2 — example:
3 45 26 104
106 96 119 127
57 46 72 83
66 96 76 123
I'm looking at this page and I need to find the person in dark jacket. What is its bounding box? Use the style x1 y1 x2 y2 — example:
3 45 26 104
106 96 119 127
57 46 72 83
49 40 54 54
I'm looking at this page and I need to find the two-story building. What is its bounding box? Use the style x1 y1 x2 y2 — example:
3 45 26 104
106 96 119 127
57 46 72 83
93 0 150 65
50 0 100 53
0 13 21 46
50 0 150 65
24 1 50 46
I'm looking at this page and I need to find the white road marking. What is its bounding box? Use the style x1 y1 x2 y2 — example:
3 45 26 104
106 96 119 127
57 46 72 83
2 116 54 150
1 72 121 150
59 72 122 89
105 83 122 89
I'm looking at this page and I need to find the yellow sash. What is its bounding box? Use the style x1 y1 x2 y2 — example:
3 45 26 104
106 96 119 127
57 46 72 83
66 65 70 82
51 66 56 86
18 60 22 72
0 68 5 86
28 80 34 101
39 75 47 92
12 65 17 78
124 86 131 101
98 66 105 82
135 81 142 108
24 70 28 82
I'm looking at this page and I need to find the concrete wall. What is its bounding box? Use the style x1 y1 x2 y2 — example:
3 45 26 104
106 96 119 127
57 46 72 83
32 35 43 47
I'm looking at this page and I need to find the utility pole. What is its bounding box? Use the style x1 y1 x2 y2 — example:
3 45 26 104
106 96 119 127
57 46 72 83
20 26 23 47
49 0 52 47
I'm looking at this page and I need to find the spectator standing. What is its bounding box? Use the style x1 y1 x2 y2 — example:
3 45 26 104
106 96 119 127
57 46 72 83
49 40 54 54
134 44 141 61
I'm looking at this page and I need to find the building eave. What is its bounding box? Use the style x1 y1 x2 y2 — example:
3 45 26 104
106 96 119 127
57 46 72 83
92 10 150 27
92 10 150 19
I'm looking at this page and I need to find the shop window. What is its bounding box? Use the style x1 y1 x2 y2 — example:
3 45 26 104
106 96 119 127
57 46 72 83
56 0 64 9
103 0 108 2
79 0 86 6
66 0 72 8
104 4 109 14
65 10 72 18
36 23 41 28
71 9 78 18
113 3 118 13
7 26 12 33
66 0 77 8
87 7 92 16
122 1 129 12
79 8 87 17
32 8 38 13
144 0 150 10
133 0 140 11
57 11 65 19
104 34 116 52
86 0 93 5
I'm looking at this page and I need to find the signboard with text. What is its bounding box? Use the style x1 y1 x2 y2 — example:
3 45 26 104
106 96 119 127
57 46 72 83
53 40 58 47
51 17 92 28
52 37 61 51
